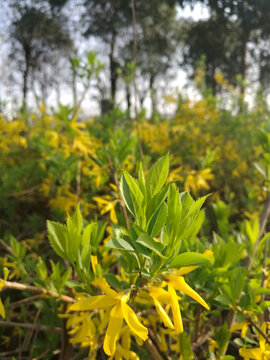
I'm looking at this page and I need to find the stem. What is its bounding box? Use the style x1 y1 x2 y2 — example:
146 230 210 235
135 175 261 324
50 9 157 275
0 320 61 333
76 157 81 203
245 316 270 345
1 280 75 303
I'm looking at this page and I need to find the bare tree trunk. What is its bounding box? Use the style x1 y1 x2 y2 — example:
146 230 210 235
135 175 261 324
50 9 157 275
126 83 131 112
149 74 156 114
109 31 117 104
22 45 31 110
239 30 249 100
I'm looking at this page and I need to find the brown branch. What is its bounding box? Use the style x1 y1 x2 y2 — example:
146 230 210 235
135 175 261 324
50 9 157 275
245 316 270 346
0 239 15 256
10 294 43 308
0 184 41 197
0 320 61 333
1 280 75 303
145 338 165 360
76 157 81 203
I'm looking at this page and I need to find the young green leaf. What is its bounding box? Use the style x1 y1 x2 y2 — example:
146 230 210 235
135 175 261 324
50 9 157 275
136 233 165 257
145 153 169 198
169 252 210 268
147 202 168 238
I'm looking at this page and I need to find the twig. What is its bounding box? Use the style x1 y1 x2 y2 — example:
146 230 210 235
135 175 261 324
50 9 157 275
76 157 81 203
191 332 211 351
145 338 165 360
245 316 270 345
194 306 202 342
22 309 40 351
0 320 61 333
0 238 15 256
0 184 41 197
32 349 49 360
1 280 75 303
10 294 42 308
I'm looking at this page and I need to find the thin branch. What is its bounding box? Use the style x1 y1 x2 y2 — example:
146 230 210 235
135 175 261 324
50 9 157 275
245 316 270 346
0 320 61 334
145 338 165 360
10 294 43 309
1 280 75 303
0 239 15 256
0 184 41 198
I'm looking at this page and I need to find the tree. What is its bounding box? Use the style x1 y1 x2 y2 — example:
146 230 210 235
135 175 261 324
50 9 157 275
83 0 131 105
83 0 178 112
180 0 270 96
9 2 72 108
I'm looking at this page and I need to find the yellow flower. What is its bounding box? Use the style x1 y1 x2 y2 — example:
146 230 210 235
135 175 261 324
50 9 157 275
230 321 249 338
0 298 5 319
166 274 209 311
93 195 118 224
239 323 270 360
208 338 218 353
68 278 148 356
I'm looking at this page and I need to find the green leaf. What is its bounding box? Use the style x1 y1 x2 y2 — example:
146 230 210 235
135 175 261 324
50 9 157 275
106 237 135 251
120 173 136 217
138 162 146 197
148 202 167 238
146 153 169 198
179 332 193 360
254 162 266 178
121 171 144 222
169 252 210 268
146 183 170 224
136 233 165 257
245 217 259 247
47 221 68 260
67 204 82 236
254 288 270 295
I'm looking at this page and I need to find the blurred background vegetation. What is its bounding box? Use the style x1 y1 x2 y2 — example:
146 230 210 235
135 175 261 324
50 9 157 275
1 1 270 360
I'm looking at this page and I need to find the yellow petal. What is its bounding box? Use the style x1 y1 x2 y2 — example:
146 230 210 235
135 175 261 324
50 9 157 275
148 287 171 302
92 278 120 299
169 276 209 310
177 266 198 275
0 298 5 319
241 321 248 339
168 284 183 334
153 298 174 329
121 325 131 350
259 323 266 351
110 206 118 224
68 295 117 312
239 347 263 359
104 302 123 356
121 301 148 341
91 255 98 274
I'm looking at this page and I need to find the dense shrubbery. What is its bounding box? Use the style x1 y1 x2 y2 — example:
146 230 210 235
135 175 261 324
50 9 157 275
0 81 270 360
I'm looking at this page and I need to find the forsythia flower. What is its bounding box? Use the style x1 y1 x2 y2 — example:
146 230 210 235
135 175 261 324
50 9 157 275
239 323 270 360
68 278 148 356
93 195 118 224
147 251 211 333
